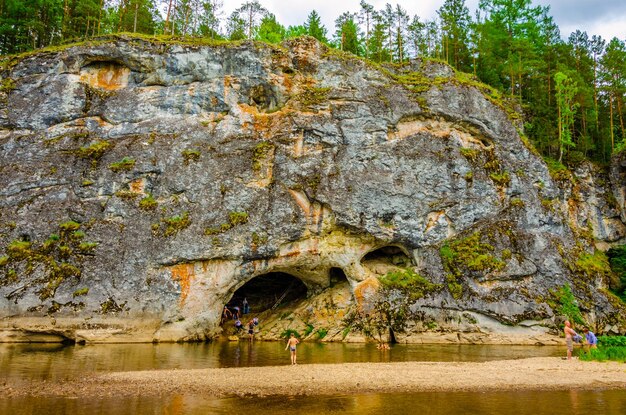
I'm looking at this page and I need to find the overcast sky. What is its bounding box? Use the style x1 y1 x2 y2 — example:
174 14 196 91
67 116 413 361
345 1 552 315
219 0 626 41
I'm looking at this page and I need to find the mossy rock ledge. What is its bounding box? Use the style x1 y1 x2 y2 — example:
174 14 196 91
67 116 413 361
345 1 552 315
0 36 624 344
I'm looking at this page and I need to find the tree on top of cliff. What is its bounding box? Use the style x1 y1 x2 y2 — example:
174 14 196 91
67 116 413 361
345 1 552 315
231 0 268 40
304 10 328 44
256 13 285 44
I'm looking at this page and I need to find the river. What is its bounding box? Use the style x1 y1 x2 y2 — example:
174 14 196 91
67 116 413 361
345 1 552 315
1 341 624 414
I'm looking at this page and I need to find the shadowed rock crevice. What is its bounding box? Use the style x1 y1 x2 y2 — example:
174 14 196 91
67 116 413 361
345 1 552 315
329 267 349 287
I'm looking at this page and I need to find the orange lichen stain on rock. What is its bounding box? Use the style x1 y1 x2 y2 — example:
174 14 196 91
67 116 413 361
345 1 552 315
171 263 195 305
128 178 146 194
288 189 311 216
353 277 381 308
425 210 446 233
278 238 320 259
80 63 130 91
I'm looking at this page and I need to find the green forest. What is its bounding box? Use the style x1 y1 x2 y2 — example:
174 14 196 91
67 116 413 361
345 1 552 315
1 0 626 165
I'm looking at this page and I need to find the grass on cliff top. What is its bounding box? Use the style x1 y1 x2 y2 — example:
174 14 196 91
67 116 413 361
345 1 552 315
0 32 283 69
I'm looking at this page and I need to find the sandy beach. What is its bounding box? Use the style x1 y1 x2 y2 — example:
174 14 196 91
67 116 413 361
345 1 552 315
2 357 625 398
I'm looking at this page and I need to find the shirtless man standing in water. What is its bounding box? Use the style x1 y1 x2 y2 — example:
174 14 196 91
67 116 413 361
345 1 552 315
285 333 300 365
564 320 577 360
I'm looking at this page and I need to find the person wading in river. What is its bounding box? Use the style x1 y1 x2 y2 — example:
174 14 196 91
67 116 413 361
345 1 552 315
285 333 300 365
563 320 578 360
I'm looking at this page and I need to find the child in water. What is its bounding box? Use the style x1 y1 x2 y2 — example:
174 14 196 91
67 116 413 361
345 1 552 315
285 333 300 365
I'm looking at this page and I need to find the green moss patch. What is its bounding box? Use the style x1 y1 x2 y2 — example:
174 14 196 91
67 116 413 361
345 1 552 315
549 283 585 325
543 156 574 183
74 140 112 160
379 268 441 301
162 212 191 237
0 221 97 302
204 211 249 236
293 86 330 109
182 149 201 164
252 142 274 171
139 194 158 211
440 231 508 298
109 157 136 172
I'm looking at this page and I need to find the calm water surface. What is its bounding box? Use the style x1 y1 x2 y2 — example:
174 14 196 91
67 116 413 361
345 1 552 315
1 342 624 414
0 341 562 381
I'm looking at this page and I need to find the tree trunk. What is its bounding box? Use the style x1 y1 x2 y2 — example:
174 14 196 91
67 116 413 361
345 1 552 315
617 94 625 141
133 2 139 33
593 55 599 133
610 94 615 151
248 8 253 39
97 0 104 36
164 0 174 35
558 102 563 163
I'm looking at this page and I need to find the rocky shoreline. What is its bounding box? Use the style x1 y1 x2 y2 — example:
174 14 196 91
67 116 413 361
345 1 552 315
0 315 565 345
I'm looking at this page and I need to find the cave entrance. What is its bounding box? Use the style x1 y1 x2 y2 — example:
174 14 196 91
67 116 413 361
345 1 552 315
329 267 349 287
226 272 308 318
361 245 413 277
361 245 412 266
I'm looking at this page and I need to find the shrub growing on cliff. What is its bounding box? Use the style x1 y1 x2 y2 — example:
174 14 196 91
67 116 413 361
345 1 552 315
280 329 301 339
607 245 626 301
0 221 95 302
576 250 617 290
553 284 585 325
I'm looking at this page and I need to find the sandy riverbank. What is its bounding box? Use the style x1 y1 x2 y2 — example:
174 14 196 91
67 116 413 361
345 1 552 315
3 357 625 398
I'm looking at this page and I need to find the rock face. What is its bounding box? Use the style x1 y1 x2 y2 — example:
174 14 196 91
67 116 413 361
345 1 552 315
0 36 624 343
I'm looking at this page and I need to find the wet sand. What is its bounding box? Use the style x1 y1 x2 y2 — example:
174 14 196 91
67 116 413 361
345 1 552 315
3 357 625 398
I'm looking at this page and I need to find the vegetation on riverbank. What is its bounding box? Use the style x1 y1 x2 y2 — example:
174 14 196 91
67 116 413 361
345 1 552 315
579 336 626 362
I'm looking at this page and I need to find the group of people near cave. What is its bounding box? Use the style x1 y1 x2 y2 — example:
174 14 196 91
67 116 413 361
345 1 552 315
222 297 258 341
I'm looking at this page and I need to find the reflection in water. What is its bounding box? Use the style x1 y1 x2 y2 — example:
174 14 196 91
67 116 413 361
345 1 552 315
2 342 619 415
1 390 625 415
0 342 564 382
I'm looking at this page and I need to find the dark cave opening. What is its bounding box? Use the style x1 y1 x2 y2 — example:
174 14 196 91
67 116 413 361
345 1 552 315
361 245 412 267
226 272 308 317
329 267 349 287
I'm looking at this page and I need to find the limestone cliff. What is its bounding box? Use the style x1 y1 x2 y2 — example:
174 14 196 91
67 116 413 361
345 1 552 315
0 35 624 343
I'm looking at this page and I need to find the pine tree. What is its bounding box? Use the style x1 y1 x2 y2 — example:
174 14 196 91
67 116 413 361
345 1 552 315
358 0 374 58
391 4 409 63
368 12 390 63
437 0 472 71
554 71 579 162
232 0 267 40
304 10 327 43
256 13 285 44
226 12 246 40
407 15 427 58
334 12 359 54
600 38 626 151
